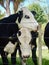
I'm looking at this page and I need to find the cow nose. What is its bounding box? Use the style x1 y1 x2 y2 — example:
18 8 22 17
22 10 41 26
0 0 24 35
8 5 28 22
23 55 30 58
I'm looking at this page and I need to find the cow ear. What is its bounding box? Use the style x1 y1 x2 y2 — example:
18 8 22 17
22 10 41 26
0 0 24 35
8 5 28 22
18 10 23 23
31 11 36 16
18 10 23 15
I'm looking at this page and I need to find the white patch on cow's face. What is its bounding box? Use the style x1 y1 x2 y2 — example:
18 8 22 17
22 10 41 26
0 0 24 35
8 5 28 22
19 7 39 31
4 41 17 54
17 28 31 58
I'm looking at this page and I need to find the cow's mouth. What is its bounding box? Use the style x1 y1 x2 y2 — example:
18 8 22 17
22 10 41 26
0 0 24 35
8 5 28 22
22 58 27 62
22 55 30 62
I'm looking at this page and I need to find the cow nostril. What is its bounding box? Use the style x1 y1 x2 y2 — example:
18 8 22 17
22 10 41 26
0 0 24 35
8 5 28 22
23 55 30 58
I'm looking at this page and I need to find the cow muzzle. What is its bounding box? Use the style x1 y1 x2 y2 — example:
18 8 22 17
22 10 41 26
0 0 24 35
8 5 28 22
23 55 30 58
22 55 30 62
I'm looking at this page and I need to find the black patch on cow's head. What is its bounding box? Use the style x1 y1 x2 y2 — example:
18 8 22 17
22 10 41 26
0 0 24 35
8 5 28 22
31 11 36 16
18 10 23 23
18 31 21 36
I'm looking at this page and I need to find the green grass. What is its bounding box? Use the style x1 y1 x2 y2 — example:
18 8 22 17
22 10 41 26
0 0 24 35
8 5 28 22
0 49 49 65
42 49 49 65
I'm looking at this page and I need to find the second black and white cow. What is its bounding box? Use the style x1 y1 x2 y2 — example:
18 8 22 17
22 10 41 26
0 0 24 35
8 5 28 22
11 28 38 65
44 22 49 50
0 7 39 65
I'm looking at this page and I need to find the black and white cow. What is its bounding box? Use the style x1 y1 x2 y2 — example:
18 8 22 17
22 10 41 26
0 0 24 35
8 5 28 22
11 28 38 65
44 22 49 51
11 8 39 65
0 7 38 65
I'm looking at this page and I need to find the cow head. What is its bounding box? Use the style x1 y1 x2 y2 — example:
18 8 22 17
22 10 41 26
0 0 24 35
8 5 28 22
18 7 39 32
17 28 32 61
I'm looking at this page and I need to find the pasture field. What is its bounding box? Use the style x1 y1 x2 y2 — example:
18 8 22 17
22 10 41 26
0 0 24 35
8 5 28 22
0 49 49 65
42 49 49 65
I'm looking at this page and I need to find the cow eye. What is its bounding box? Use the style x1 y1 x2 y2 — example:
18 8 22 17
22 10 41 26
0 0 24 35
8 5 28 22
25 15 30 19
18 31 21 36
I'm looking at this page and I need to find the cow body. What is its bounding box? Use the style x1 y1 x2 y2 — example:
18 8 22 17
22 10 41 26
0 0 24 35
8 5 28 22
0 13 20 51
0 13 20 65
44 22 49 50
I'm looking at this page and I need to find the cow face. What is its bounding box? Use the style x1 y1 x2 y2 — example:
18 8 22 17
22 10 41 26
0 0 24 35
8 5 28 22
17 28 31 59
18 7 39 32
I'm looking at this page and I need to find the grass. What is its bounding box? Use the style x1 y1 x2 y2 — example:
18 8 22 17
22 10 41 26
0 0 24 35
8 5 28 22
42 49 49 65
0 49 49 65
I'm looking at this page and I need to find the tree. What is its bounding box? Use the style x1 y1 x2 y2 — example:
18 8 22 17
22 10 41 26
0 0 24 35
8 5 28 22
28 3 48 24
13 0 24 13
0 10 5 19
0 0 10 16
0 0 25 15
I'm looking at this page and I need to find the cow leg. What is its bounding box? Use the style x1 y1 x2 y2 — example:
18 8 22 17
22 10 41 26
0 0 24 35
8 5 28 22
1 51 8 65
18 45 21 58
11 47 17 65
32 47 38 65
11 42 21 65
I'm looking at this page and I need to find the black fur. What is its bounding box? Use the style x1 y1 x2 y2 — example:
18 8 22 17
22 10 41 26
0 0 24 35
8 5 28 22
18 10 23 23
44 22 49 49
0 11 23 65
31 31 38 65
31 11 36 16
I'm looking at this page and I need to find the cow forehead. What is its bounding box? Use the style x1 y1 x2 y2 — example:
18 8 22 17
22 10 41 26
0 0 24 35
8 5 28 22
17 28 31 44
21 7 34 18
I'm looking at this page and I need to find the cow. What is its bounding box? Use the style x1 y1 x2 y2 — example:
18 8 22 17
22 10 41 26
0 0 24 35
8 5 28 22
11 28 38 65
17 28 32 65
11 8 39 65
0 7 39 65
44 22 49 51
